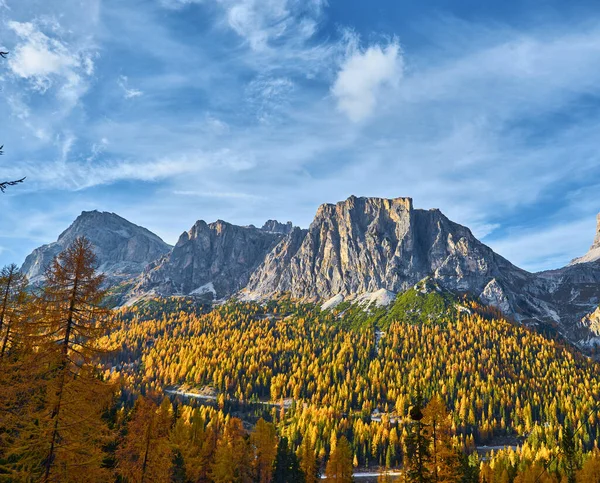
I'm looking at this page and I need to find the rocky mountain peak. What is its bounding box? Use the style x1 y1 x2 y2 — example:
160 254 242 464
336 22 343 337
243 195 527 310
21 211 172 284
132 219 286 300
261 220 294 235
314 196 413 221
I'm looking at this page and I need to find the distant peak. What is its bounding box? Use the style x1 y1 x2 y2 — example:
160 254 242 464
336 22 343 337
594 213 600 249
261 220 293 235
75 210 122 222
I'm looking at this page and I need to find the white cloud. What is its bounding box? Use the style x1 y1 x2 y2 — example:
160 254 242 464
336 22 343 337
7 20 95 107
117 75 143 99
332 40 403 122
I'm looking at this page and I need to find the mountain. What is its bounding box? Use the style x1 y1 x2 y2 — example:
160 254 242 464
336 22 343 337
242 196 600 350
18 199 600 351
130 220 286 300
20 211 171 284
531 215 600 346
244 196 532 308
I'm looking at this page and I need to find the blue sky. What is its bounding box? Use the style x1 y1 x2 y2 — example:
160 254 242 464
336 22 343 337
1 0 600 272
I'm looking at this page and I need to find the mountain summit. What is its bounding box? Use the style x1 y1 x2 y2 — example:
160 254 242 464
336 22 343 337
244 196 530 311
21 210 171 284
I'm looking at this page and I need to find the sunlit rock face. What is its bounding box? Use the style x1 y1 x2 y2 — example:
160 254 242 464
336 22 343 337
245 196 530 308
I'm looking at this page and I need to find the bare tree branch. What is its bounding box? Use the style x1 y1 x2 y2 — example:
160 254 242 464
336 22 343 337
0 177 26 193
1 51 26 193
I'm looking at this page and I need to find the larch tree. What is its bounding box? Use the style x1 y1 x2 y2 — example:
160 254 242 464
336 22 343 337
422 395 461 482
0 263 29 359
211 417 253 483
0 263 33 467
250 418 278 483
170 407 207 482
116 396 173 483
577 447 600 483
325 436 353 482
4 237 116 482
299 434 319 483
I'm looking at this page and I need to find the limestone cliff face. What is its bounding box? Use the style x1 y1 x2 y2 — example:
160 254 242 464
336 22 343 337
133 220 284 299
244 196 530 311
20 211 171 284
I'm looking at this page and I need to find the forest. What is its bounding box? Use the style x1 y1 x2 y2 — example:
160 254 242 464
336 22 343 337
0 237 600 482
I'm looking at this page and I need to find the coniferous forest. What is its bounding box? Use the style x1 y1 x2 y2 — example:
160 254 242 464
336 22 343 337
0 237 599 482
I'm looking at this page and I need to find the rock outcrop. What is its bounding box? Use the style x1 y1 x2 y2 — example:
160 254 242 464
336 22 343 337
21 211 171 284
261 220 294 235
132 220 284 300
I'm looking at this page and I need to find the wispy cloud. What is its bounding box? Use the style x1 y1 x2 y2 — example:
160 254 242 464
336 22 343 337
117 75 143 99
3 0 600 273
174 190 265 200
219 0 326 51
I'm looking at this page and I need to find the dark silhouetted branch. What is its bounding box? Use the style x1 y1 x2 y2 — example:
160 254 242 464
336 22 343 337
0 177 26 193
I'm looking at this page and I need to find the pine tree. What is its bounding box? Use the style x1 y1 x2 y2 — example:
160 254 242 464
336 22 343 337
561 420 579 483
273 436 304 483
405 392 432 483
325 436 353 482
